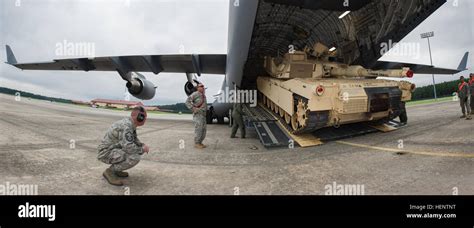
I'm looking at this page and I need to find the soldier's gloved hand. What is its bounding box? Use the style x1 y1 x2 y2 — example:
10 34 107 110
192 107 197 113
142 145 150 154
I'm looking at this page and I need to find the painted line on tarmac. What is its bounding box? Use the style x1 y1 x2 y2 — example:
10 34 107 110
336 141 474 158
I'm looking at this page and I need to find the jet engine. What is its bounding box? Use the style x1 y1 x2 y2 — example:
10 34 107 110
126 72 156 100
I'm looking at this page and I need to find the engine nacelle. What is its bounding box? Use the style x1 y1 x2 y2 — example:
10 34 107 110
126 72 156 100
184 78 202 96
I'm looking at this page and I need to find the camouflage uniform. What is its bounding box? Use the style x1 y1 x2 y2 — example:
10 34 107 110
458 81 471 118
231 102 246 138
469 79 474 113
185 91 207 144
98 117 144 172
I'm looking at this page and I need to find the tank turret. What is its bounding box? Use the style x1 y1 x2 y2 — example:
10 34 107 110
264 51 413 79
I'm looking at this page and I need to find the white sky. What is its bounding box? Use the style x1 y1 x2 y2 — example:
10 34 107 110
1 0 473 105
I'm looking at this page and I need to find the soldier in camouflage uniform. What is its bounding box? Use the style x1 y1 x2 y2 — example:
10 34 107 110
469 74 474 114
98 106 150 186
457 76 472 120
231 102 246 138
185 83 208 149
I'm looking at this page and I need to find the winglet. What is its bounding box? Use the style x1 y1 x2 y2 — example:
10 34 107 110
5 45 18 65
457 52 469 71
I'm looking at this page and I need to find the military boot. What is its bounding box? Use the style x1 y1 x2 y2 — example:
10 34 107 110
194 144 205 149
103 168 123 186
194 143 204 149
114 170 129 178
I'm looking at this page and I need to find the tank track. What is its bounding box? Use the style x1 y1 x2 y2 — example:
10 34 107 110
262 93 325 135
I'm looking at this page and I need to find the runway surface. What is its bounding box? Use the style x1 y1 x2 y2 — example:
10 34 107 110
0 93 472 195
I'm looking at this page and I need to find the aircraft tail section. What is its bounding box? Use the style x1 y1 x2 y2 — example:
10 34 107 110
5 45 17 65
456 52 469 71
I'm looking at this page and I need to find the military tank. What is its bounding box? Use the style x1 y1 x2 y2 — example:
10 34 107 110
257 43 416 134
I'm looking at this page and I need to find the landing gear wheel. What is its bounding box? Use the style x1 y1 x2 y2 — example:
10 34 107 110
206 108 214 124
206 112 213 124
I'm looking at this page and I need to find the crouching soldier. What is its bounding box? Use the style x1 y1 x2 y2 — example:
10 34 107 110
98 106 150 186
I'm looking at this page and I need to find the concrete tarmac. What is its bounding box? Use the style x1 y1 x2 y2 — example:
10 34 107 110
0 94 472 195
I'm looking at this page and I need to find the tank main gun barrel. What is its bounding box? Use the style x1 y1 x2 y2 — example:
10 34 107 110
329 65 414 78
263 52 414 79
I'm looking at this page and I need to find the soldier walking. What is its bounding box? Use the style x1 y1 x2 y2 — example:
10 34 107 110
458 76 472 120
231 102 246 138
98 106 150 186
186 83 208 149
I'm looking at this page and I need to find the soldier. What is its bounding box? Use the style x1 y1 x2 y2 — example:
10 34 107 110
469 73 474 114
97 106 150 186
397 81 414 126
457 76 472 120
398 101 408 125
230 102 246 138
186 83 208 149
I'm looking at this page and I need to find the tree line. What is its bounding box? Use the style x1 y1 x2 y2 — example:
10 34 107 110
0 87 72 104
411 79 466 100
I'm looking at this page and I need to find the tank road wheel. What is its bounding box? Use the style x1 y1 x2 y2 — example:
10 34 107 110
266 98 271 109
284 112 291 124
262 96 267 106
296 99 309 128
270 100 275 112
291 113 299 131
279 107 285 118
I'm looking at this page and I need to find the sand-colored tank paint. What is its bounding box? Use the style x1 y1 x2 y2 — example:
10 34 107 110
257 44 415 134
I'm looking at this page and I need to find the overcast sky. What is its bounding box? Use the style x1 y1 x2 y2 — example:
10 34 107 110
1 0 473 105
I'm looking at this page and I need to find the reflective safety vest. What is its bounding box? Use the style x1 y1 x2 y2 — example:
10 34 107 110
458 81 467 92
193 92 206 108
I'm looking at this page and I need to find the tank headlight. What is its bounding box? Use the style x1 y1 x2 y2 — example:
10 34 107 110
316 85 325 96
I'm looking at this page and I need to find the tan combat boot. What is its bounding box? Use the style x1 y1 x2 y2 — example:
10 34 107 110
103 168 123 186
114 170 129 178
194 144 205 149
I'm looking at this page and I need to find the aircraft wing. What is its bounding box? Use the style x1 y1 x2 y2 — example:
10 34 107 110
373 52 469 75
5 45 226 76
